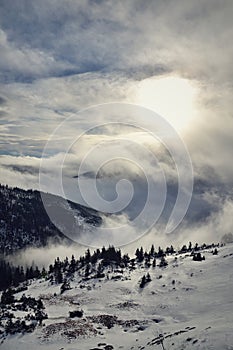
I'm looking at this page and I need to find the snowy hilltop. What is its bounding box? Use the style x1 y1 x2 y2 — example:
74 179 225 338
1 241 233 349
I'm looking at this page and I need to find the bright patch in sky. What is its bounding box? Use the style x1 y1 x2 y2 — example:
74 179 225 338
135 76 198 133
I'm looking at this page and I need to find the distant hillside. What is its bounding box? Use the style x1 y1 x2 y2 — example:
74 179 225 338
0 184 102 254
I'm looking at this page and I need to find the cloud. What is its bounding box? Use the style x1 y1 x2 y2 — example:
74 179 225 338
0 155 40 189
1 164 38 176
8 243 87 269
0 28 68 82
0 95 7 105
0 0 231 82
173 198 233 247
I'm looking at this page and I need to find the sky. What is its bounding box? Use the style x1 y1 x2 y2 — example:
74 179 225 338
1 0 233 247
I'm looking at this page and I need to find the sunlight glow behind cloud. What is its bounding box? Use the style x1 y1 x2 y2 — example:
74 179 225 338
135 76 199 132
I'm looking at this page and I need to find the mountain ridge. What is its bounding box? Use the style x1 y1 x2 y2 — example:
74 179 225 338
0 184 102 254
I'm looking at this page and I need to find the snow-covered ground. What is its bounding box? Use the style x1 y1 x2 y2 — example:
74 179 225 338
1 243 233 350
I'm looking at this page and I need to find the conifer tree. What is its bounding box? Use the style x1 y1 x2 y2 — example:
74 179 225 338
1 288 15 305
70 254 76 273
150 244 155 256
159 256 168 267
85 263 91 277
146 273 152 282
140 275 146 288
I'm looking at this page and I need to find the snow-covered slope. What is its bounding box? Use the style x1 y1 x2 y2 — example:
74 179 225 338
1 243 233 349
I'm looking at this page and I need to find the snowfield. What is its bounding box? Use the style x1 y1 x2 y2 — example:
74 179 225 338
1 243 233 350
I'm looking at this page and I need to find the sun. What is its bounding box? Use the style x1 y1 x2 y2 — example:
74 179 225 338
135 75 198 133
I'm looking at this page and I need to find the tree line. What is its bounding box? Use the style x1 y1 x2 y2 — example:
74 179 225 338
0 241 221 291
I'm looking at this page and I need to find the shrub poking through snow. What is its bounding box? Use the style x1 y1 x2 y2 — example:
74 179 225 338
139 273 152 288
69 310 84 318
193 252 205 261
